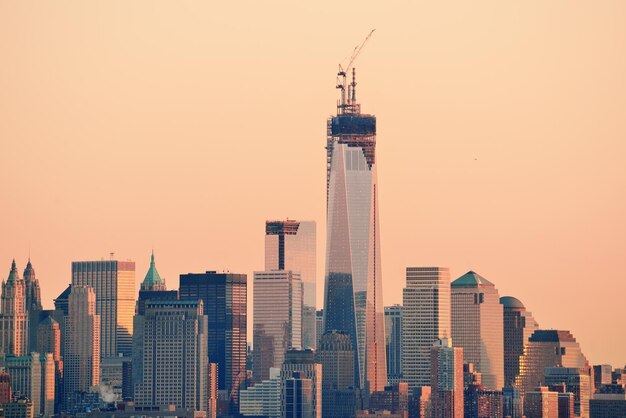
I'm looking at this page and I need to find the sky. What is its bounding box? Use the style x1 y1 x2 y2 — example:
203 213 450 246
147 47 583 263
1 1 625 366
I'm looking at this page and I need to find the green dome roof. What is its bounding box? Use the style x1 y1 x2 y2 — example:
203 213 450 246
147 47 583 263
141 252 166 291
451 270 494 287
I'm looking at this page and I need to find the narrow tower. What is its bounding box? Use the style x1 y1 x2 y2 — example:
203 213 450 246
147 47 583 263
23 259 42 311
323 64 387 391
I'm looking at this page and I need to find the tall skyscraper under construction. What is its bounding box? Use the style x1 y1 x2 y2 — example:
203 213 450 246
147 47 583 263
323 63 387 392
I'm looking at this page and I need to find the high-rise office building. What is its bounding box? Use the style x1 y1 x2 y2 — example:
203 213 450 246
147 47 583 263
239 368 281 418
593 364 612 390
265 220 317 350
71 260 135 358
451 271 504 390
281 350 322 418
317 331 356 418
36 316 62 413
253 270 302 382
0 370 10 404
500 296 538 387
385 305 402 385
544 367 590 418
132 253 178 395
134 300 208 411
1 260 28 356
64 286 100 402
590 388 626 417
408 386 431 418
179 271 247 410
402 267 451 391
502 387 523 418
524 386 559 418
369 383 409 417
515 330 591 397
323 67 387 391
430 338 463 418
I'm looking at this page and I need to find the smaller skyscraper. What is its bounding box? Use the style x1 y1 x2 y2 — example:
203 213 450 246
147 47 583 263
385 305 402 385
451 271 504 391
544 367 590 418
239 368 281 418
281 350 322 418
408 386 431 418
64 286 100 405
253 270 303 382
502 387 523 418
134 300 208 411
402 267 451 391
464 383 503 418
1 260 28 357
524 386 558 418
23 260 42 312
284 372 314 418
317 331 356 418
430 338 463 418
316 310 324 349
593 364 613 390
500 296 538 387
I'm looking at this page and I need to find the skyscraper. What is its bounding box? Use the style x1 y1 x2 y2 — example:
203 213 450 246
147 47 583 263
430 338 464 418
500 296 538 387
1 260 28 357
179 271 247 411
253 270 302 382
134 300 208 411
544 367 590 418
0 352 55 417
451 271 504 390
523 386 559 418
324 66 387 391
402 267 451 391
317 331 356 418
265 220 317 350
384 305 402 385
64 286 100 405
284 372 315 418
280 350 322 418
22 259 42 312
71 260 135 358
514 330 591 397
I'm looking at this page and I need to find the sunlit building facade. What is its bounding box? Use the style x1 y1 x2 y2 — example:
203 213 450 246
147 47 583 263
544 367 590 418
524 386 558 418
253 270 302 382
265 220 317 350
323 68 387 391
451 271 503 390
402 267 451 391
430 338 464 418
515 330 591 397
71 260 135 358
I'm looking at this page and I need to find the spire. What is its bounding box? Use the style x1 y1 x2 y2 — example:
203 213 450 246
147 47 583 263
24 258 35 282
141 251 166 291
7 259 21 284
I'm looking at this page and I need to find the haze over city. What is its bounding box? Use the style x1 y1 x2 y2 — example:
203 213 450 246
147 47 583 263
1 0 625 374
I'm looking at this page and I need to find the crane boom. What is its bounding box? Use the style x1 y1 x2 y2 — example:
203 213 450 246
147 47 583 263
336 29 376 115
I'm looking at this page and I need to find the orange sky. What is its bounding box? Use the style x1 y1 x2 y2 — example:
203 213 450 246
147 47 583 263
1 1 625 366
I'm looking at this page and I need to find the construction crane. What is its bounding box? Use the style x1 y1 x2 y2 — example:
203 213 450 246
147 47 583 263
337 29 376 112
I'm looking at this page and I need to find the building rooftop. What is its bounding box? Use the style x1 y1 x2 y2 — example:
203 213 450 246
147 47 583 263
500 296 525 309
451 270 494 287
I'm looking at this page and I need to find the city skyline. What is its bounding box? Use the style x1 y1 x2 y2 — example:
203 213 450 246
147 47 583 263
1 0 625 373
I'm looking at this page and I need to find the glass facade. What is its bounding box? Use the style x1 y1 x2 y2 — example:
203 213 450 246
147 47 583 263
265 220 316 350
384 305 403 385
500 296 538 388
323 72 387 391
253 270 302 382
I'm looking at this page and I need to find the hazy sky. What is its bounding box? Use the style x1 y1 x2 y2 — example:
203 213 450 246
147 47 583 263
1 1 625 366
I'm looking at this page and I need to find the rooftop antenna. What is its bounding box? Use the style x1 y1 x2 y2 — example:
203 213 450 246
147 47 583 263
110 252 115 260
337 29 375 113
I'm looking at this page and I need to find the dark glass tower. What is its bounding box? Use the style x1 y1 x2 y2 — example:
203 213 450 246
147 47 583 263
179 271 247 412
323 67 387 391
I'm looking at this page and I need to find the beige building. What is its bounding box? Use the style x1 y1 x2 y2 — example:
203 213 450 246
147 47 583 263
1 352 55 417
64 286 101 399
431 338 464 418
134 300 208 412
402 267 451 391
451 271 504 390
524 386 558 418
0 261 28 357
